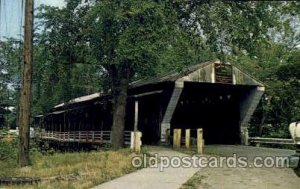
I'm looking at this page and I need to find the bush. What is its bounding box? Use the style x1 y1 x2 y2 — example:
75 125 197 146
0 137 18 161
0 132 44 163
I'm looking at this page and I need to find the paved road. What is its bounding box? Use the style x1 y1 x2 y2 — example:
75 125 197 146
92 146 198 189
93 145 299 189
188 145 300 189
204 145 295 160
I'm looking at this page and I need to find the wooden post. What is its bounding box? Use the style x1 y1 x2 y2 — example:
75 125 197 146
92 131 95 143
18 0 33 167
165 129 170 144
173 129 181 148
197 128 203 154
244 128 249 146
130 132 134 149
185 129 190 149
134 100 138 131
131 100 141 153
63 112 66 133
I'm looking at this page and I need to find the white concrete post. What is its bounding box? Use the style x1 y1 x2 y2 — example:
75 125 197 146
131 131 142 153
173 129 181 148
185 129 190 149
197 128 204 154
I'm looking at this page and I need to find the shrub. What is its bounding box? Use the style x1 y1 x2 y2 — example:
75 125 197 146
0 137 18 161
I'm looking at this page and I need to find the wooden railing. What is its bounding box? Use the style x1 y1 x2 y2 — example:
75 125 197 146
40 131 132 145
248 137 295 146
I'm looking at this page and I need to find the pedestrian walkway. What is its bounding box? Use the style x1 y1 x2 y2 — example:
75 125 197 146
92 146 198 189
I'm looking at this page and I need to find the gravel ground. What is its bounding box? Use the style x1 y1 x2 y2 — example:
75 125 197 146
183 145 300 189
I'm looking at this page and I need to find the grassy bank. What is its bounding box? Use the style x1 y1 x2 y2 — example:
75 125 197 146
180 172 205 189
0 138 138 189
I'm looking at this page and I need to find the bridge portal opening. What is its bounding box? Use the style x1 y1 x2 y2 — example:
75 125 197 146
171 82 256 144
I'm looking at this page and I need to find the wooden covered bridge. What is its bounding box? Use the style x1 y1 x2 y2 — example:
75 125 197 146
35 59 265 146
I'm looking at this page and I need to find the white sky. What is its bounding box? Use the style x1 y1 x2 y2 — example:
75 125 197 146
0 0 66 40
36 0 65 8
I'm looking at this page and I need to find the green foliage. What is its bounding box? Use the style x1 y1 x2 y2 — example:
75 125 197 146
267 51 300 124
1 0 300 139
89 1 172 79
32 0 300 139
0 137 18 160
0 130 44 163
170 1 285 58
0 39 20 128
33 2 102 114
244 47 300 137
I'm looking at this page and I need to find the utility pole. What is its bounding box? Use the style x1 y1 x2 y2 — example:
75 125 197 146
18 0 33 167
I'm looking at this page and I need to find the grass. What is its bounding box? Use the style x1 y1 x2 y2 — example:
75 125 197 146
180 172 206 189
0 145 139 189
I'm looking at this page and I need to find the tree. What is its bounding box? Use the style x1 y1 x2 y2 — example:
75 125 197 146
174 1 300 138
31 0 300 143
0 39 21 129
34 1 101 113
87 0 187 148
171 1 287 59
35 0 212 148
86 1 295 147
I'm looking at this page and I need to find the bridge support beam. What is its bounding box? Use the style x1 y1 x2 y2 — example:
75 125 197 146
240 86 265 145
160 81 184 143
241 126 249 145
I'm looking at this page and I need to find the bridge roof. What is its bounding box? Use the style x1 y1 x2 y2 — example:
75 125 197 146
36 59 265 117
130 59 264 88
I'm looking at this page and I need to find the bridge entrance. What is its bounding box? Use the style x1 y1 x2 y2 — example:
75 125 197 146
171 82 256 144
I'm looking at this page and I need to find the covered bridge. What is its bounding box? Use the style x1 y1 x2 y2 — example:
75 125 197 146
36 59 265 145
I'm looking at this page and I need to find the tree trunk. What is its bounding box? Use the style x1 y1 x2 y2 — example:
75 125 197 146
18 0 33 167
110 66 130 149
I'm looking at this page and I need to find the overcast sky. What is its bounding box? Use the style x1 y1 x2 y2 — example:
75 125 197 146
0 0 65 40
